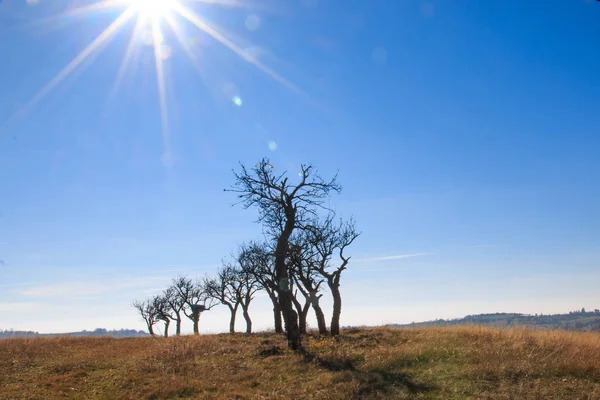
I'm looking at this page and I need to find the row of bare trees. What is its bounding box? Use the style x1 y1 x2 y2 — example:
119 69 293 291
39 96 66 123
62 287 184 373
133 159 359 351
132 276 217 337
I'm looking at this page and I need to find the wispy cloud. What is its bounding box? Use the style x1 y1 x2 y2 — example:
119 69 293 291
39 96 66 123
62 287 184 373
0 282 39 288
356 253 433 262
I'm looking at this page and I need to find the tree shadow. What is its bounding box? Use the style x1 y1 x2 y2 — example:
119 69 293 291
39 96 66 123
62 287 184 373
354 368 433 397
302 351 433 396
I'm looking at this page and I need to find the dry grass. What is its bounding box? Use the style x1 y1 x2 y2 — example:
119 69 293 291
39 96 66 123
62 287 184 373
1 326 599 399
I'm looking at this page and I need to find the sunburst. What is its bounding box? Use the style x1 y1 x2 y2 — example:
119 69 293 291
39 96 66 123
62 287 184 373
10 0 298 165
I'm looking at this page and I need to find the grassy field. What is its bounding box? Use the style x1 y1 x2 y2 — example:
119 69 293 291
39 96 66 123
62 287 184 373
1 326 599 399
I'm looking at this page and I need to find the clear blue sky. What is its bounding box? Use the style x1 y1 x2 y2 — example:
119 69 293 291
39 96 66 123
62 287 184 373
0 0 599 333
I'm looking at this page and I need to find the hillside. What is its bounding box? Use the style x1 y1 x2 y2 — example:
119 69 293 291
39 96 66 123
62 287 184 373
390 309 600 331
1 327 599 399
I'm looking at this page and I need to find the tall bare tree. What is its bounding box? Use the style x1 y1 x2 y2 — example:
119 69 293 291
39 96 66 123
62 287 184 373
172 276 216 335
238 241 283 333
307 215 360 336
229 159 341 350
132 299 158 336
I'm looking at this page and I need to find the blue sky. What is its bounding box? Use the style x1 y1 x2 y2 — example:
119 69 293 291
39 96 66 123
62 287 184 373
0 0 599 334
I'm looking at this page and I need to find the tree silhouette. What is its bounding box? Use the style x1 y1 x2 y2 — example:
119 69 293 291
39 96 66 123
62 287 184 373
172 276 216 335
238 241 283 333
229 159 341 350
289 234 328 335
205 265 242 334
152 294 173 337
306 215 359 336
163 284 186 336
132 299 158 336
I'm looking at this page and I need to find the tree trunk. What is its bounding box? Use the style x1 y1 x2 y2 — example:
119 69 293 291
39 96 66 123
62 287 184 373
330 284 342 336
279 289 300 349
242 305 252 334
301 298 311 334
147 323 155 336
193 311 201 335
269 293 283 334
292 293 307 334
163 319 170 338
311 293 328 335
175 316 181 336
275 212 301 351
229 304 238 334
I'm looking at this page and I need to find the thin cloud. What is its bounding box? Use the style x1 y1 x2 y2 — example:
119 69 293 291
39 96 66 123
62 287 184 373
0 282 39 288
357 253 433 262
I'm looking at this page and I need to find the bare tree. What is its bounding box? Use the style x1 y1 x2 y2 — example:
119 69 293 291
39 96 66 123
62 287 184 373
229 159 341 350
172 276 217 335
290 278 311 334
289 236 328 335
238 241 283 333
233 251 261 334
132 299 158 336
152 294 173 337
163 284 186 336
204 266 241 334
307 215 360 336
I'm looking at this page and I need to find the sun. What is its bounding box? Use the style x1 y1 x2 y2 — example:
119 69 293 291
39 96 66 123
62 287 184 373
8 0 299 166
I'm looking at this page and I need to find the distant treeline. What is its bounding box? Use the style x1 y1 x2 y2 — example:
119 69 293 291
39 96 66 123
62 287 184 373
390 308 600 331
0 328 147 339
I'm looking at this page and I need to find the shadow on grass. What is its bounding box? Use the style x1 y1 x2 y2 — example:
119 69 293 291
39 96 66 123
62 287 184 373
302 350 433 396
257 345 285 358
353 369 432 397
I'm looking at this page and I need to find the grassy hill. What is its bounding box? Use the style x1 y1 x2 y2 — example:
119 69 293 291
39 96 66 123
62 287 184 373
1 326 599 399
389 310 600 332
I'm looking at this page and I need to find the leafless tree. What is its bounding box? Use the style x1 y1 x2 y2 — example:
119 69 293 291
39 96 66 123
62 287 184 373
238 241 283 333
290 278 311 334
132 299 158 336
233 251 261 334
172 276 217 335
204 266 241 334
307 215 360 336
207 256 261 334
163 284 186 336
289 236 328 335
152 294 173 337
229 159 341 350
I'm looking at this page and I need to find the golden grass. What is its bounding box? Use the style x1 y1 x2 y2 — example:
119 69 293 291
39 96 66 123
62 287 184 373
1 326 599 399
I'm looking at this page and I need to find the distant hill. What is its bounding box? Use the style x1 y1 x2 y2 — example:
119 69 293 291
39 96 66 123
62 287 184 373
389 308 600 331
0 328 148 339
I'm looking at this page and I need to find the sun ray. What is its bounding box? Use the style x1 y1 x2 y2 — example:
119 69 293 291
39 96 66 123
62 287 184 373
187 0 258 9
151 17 172 166
13 7 137 121
163 11 204 70
55 0 124 18
101 15 147 117
28 0 124 30
171 2 303 95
